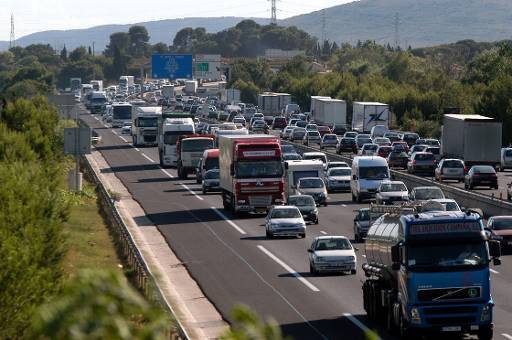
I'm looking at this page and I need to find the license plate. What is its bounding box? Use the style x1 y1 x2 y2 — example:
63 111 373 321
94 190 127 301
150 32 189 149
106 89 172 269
442 326 461 332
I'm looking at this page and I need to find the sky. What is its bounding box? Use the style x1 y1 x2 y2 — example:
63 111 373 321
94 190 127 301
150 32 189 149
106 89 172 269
0 0 353 41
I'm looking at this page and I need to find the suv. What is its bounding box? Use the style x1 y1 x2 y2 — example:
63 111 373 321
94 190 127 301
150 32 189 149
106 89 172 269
435 159 465 182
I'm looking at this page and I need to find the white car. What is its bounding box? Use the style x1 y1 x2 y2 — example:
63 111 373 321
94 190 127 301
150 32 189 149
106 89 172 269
308 236 357 275
325 167 352 192
121 122 132 134
265 206 306 238
281 126 295 139
320 134 339 149
426 198 461 212
358 143 379 156
302 152 328 170
375 181 409 205
297 177 328 206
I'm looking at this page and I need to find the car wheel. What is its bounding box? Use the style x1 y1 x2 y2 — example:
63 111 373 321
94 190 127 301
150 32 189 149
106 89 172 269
202 189 207 195
354 234 360 243
309 263 317 275
464 182 468 189
315 218 319 225
323 202 328 207
351 192 356 202
493 185 498 189
300 233 306 238
508 193 511 201
351 269 357 275
357 194 362 203
469 183 473 190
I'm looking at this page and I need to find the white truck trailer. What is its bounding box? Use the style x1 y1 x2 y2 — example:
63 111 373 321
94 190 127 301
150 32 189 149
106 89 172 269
185 80 198 94
258 92 291 115
351 102 391 133
162 85 175 99
132 106 162 146
313 98 347 126
441 114 502 167
90 80 103 92
283 159 324 197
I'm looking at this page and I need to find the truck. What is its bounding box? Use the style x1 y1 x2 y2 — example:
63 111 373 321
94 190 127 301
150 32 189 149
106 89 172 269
226 88 241 104
89 91 108 114
310 96 331 115
157 112 195 167
185 80 198 94
352 102 391 133
70 78 82 93
111 102 133 128
219 135 284 215
441 114 502 167
119 76 134 93
132 106 162 147
258 92 291 115
176 134 215 179
90 80 103 92
312 98 347 126
362 203 501 340
162 84 175 99
283 160 324 197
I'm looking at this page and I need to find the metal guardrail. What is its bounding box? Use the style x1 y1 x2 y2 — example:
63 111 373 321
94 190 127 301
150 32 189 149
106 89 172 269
79 120 189 340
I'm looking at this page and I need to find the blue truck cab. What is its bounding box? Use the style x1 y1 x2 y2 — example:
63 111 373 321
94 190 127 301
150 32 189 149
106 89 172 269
362 204 501 339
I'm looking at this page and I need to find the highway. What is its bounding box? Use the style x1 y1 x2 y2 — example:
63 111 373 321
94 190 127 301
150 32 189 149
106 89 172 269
82 110 512 340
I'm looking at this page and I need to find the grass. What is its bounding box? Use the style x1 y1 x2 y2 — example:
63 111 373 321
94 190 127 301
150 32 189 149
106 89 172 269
61 174 122 278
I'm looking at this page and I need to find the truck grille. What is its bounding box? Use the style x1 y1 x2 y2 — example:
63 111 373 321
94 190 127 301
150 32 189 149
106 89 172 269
423 306 478 315
143 135 156 142
249 195 272 207
426 316 475 325
418 287 481 302
241 186 280 193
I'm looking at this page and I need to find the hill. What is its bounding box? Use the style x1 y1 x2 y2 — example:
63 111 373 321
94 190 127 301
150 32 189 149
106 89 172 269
0 17 268 52
280 0 512 47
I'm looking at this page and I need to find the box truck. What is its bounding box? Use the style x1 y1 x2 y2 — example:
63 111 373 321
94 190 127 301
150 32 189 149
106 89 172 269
185 80 198 94
313 98 347 126
352 102 391 133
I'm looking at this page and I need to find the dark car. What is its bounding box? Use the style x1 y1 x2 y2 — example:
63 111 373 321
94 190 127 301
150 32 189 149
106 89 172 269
407 152 437 174
402 132 420 147
487 216 512 252
387 151 409 169
317 125 332 137
287 195 319 224
344 131 358 139
355 134 372 149
336 137 357 154
464 165 498 189
384 132 401 142
331 124 347 136
377 146 393 158
272 116 288 129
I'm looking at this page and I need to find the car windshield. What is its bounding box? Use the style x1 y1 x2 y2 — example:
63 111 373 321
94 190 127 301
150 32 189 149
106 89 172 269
341 138 354 144
416 153 434 161
288 196 315 206
415 188 444 200
281 145 296 154
204 157 219 170
345 132 358 138
358 210 382 221
296 121 307 127
204 170 219 179
283 153 302 160
329 169 351 176
380 183 407 192
359 138 372 144
299 178 324 188
271 208 301 219
426 147 440 155
359 166 389 180
472 166 495 174
182 139 214 152
408 242 487 269
389 152 406 158
315 238 352 251
324 135 337 140
364 145 378 151
307 132 320 137
236 161 283 179
444 160 464 168
491 219 512 230
412 145 427 152
443 201 460 211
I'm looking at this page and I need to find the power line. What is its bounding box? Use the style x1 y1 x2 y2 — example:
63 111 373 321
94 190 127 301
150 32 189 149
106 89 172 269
9 13 15 49
270 0 277 24
321 9 326 43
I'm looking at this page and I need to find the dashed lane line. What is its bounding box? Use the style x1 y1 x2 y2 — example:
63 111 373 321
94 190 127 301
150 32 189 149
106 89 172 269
211 207 246 235
490 269 499 274
257 245 320 292
320 231 328 235
502 334 512 340
141 153 155 163
160 168 175 178
134 147 140 152
181 183 204 201
119 136 128 143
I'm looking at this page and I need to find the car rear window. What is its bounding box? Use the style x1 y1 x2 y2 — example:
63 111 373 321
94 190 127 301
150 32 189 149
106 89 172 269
473 166 496 174
426 147 440 155
505 149 512 157
416 153 434 160
444 160 463 168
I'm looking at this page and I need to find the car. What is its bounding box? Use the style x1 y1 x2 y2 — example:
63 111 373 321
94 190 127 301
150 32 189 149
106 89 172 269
387 151 409 169
202 169 220 194
402 132 420 146
290 127 307 142
373 137 391 146
303 131 321 146
265 205 306 238
426 198 461 212
409 186 445 202
325 167 352 192
508 183 512 201
355 134 372 149
232 116 246 125
384 131 401 142
486 216 512 252
251 120 269 133
331 124 347 136
305 123 319 132
377 145 393 159
391 141 409 153
408 144 428 156
336 137 357 154
499 147 512 172
407 152 437 174
287 195 318 224
280 126 295 139
272 116 287 129
308 236 357 275
287 119 299 127
121 122 132 134
302 152 328 170
425 146 441 161
317 125 332 137
464 165 498 189
375 180 409 205
294 120 307 128
281 144 297 155
424 138 441 147
344 131 358 139
320 134 338 149
326 161 350 171
435 158 465 182
353 208 383 243
358 143 379 156
297 177 328 206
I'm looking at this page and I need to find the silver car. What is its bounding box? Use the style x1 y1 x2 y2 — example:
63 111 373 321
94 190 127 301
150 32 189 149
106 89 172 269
320 134 338 149
265 206 306 238
308 236 357 275
202 169 220 194
303 131 321 146
435 159 465 182
297 177 328 206
375 181 409 205
325 167 351 192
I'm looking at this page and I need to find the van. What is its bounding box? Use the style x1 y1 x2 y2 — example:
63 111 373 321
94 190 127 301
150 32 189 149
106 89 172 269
284 160 324 197
350 156 390 203
196 149 219 183
370 125 388 139
499 147 512 171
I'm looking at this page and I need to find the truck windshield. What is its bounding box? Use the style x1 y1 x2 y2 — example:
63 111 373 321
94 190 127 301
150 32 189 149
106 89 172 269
359 166 389 180
182 139 214 152
138 117 158 127
407 242 487 270
236 161 283 179
113 106 131 119
164 131 190 145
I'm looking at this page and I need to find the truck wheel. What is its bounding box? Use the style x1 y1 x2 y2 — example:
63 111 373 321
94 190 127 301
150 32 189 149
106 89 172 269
350 269 356 275
357 194 362 203
477 328 493 340
133 136 137 147
398 311 411 340
351 192 356 202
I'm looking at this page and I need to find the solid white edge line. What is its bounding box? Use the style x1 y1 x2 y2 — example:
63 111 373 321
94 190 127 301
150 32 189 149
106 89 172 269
112 130 118 135
490 268 499 274
320 231 328 235
211 207 246 235
119 136 128 142
502 334 512 340
181 183 204 201
343 313 382 340
134 147 140 152
160 168 175 178
141 153 155 163
257 245 320 292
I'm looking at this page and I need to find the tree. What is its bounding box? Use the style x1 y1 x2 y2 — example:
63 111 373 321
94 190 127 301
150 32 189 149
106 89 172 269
128 25 150 57
33 270 169 339
152 42 169 54
69 46 88 62
104 32 131 57
112 45 127 79
60 45 68 61
221 305 285 340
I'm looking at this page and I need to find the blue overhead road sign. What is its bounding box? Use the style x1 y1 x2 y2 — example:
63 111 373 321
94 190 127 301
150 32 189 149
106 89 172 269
152 54 193 79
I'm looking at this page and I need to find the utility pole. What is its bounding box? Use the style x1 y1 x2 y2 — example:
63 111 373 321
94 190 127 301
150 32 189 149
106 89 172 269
92 41 95 56
9 13 15 49
270 0 277 25
321 10 326 44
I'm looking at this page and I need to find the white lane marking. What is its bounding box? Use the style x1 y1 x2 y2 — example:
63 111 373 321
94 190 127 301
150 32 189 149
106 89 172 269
181 183 204 201
490 269 499 274
211 207 247 235
94 116 99 120
502 334 512 340
257 245 320 292
134 147 140 152
112 130 118 135
160 168 175 178
320 231 328 235
362 254 367 258
343 313 382 340
141 153 155 163
119 136 128 142
342 204 347 207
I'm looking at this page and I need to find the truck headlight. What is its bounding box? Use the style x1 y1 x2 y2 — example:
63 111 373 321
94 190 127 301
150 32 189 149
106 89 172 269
481 304 491 321
410 307 421 324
